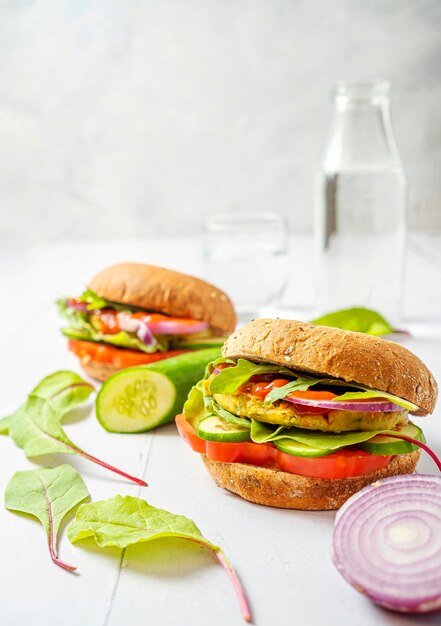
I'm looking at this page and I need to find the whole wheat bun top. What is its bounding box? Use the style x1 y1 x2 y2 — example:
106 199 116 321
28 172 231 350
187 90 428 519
88 263 236 335
222 318 437 415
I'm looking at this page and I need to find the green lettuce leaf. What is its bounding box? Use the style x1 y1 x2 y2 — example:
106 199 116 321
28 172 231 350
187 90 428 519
311 307 392 336
61 323 167 354
183 381 205 424
5 465 89 571
0 371 94 435
209 358 292 395
68 495 252 623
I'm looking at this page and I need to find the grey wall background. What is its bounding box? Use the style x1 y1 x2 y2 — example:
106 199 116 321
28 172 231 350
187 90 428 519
0 0 440 243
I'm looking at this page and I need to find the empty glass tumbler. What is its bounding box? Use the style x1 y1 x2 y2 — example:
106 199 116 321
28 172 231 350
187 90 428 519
202 212 288 322
314 81 407 324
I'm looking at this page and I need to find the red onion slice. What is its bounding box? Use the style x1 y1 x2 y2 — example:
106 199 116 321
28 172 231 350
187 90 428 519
117 313 156 346
333 474 441 614
284 396 402 413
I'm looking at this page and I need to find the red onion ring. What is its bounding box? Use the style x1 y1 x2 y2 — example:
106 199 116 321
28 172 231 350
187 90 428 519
117 313 156 346
284 396 402 413
332 474 441 614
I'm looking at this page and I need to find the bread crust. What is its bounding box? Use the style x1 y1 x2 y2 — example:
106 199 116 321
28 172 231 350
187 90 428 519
223 319 437 415
79 360 119 382
89 263 236 335
202 450 421 510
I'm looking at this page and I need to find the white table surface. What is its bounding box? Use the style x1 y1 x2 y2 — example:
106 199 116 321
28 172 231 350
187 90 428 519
1 235 441 626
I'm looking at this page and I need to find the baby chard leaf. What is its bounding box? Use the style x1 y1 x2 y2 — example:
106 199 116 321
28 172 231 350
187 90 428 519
68 495 252 623
9 396 147 487
0 370 94 435
4 464 89 572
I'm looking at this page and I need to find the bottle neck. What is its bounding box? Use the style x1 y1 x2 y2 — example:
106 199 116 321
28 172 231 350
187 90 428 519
323 99 402 171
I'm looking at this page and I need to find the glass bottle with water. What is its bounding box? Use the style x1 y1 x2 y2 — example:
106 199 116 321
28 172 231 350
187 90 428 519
314 81 406 324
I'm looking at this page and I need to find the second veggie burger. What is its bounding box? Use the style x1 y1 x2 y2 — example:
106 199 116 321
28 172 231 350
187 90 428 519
58 263 236 381
177 318 438 510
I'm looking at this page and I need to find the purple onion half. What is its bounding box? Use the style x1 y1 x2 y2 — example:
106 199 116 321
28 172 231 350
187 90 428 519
332 474 441 614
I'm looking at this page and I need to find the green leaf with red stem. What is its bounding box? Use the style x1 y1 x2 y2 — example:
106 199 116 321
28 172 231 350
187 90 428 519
9 396 147 487
67 495 252 623
0 370 95 435
4 465 89 572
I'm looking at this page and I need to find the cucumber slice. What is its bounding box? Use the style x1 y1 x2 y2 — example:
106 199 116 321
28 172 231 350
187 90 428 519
358 422 425 455
196 415 251 442
274 438 332 458
96 348 220 433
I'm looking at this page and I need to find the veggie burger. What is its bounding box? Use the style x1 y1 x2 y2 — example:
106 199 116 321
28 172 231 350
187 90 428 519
176 318 438 510
58 262 236 381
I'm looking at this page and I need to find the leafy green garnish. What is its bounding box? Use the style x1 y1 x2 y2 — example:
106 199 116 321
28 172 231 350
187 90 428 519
264 377 320 404
331 389 418 412
183 381 205 424
7 391 146 486
204 397 251 429
0 370 94 435
311 307 393 336
250 419 383 449
209 358 292 395
57 294 166 354
67 495 252 623
4 465 89 572
263 377 418 412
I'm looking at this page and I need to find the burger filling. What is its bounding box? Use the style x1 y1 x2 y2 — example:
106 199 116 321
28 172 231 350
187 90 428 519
57 289 224 363
176 357 426 480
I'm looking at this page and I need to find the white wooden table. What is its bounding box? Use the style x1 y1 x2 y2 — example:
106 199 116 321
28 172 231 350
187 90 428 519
1 235 441 626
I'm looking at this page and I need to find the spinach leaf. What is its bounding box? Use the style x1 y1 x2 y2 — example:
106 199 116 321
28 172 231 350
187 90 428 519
4 465 89 572
209 358 292 394
250 419 382 449
264 377 320 404
311 307 392 336
68 495 252 623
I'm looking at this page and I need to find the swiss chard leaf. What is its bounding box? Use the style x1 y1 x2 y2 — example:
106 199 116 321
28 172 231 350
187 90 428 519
0 370 94 435
209 358 292 395
8 395 147 487
67 495 252 623
311 307 393 336
4 464 89 572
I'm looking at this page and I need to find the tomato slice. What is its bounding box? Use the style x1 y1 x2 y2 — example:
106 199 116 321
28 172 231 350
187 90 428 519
175 414 392 479
68 339 188 369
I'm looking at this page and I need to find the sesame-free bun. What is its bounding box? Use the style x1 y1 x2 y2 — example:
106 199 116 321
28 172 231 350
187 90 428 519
89 263 236 335
223 319 437 415
202 451 421 510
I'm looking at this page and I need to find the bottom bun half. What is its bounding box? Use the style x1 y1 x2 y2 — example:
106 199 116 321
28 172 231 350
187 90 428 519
79 360 120 382
202 450 421 510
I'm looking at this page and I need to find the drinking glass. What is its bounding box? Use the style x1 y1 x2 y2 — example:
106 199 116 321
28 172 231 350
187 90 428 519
202 212 288 322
